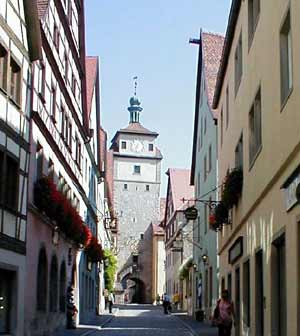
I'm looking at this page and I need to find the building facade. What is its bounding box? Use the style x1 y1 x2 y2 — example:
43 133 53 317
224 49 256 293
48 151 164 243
190 31 224 319
164 168 194 313
213 0 300 335
24 1 106 334
111 92 162 303
0 1 41 335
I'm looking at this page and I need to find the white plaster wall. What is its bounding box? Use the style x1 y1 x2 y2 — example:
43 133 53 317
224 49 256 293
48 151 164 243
157 238 166 296
115 156 158 183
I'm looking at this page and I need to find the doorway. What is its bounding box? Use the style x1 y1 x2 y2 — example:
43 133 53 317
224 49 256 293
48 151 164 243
235 267 240 336
255 250 264 336
0 269 13 334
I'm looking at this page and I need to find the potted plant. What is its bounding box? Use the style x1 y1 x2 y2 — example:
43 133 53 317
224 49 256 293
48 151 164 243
222 168 243 209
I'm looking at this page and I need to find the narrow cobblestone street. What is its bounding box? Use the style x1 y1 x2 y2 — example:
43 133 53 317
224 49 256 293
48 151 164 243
54 305 218 336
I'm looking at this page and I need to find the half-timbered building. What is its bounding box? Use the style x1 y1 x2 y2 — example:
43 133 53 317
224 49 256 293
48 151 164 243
0 1 41 335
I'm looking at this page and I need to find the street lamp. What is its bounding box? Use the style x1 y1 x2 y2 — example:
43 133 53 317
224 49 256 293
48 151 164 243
201 254 209 265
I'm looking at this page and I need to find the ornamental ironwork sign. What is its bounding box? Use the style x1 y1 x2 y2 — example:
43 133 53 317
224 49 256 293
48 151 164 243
184 206 198 221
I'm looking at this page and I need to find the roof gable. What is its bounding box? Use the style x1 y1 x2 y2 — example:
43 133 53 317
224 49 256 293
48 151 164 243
168 168 194 211
85 56 98 120
202 32 225 117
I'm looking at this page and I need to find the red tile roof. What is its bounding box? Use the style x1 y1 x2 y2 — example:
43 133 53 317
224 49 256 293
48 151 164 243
119 122 158 136
202 32 224 118
37 0 49 20
168 168 194 211
85 57 98 120
152 222 164 235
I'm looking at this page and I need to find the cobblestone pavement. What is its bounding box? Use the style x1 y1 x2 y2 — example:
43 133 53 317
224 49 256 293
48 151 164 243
96 304 194 336
54 305 218 336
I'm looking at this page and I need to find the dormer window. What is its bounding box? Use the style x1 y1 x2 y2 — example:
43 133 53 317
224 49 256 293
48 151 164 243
121 141 127 149
149 143 154 152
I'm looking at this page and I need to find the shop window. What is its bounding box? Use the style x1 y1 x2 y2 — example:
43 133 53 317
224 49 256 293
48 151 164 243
235 267 241 335
249 88 262 165
59 261 66 312
49 255 58 312
37 247 48 311
248 0 260 47
235 32 243 95
9 57 21 106
209 266 213 307
280 9 292 106
0 44 8 91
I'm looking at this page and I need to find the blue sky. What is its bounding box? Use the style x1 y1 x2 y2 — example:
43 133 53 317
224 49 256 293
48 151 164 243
85 0 231 195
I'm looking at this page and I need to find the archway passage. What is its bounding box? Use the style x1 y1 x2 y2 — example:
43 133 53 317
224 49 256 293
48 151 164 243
122 276 146 304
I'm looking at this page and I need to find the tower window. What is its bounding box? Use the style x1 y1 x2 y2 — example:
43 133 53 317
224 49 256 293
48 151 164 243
149 144 154 152
146 185 150 191
124 184 128 190
134 165 141 174
121 141 127 149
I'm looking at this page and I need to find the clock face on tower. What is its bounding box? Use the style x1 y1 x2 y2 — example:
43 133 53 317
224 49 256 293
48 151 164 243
132 140 143 153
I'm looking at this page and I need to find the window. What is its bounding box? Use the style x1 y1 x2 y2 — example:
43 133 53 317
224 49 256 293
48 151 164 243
37 248 48 311
134 165 141 174
203 155 207 181
204 203 207 234
197 172 200 197
64 53 68 82
208 144 212 173
49 255 58 312
243 260 250 327
209 266 213 307
149 143 154 151
249 88 262 165
61 103 65 138
248 0 260 46
235 32 243 95
68 0 73 25
36 143 43 180
235 134 243 170
75 136 81 168
50 84 56 121
235 267 241 335
146 185 150 191
48 159 54 179
204 116 207 134
227 273 232 301
53 24 60 50
68 121 72 149
2 155 18 210
220 107 223 146
0 44 8 91
200 117 203 148
124 184 128 191
280 10 292 106
226 86 229 129
9 57 21 105
121 141 126 149
39 61 46 100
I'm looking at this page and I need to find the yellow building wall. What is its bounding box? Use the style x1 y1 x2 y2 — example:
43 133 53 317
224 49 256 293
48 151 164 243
216 0 300 335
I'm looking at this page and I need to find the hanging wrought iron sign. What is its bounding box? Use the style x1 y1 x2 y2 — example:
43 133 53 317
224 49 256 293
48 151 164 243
184 206 198 221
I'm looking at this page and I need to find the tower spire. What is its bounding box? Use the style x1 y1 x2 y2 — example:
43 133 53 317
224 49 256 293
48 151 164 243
128 76 143 124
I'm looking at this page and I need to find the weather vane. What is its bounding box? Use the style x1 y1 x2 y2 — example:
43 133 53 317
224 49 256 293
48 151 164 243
133 76 138 96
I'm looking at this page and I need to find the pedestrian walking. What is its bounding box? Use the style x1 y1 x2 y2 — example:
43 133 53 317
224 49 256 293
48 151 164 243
173 292 179 310
108 292 114 314
212 290 235 336
162 293 171 314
